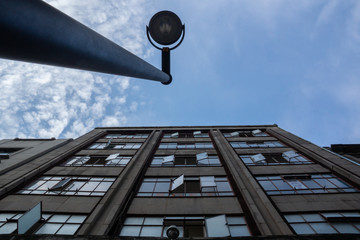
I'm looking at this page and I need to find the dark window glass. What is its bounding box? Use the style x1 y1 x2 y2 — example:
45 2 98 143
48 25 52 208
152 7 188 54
257 174 358 195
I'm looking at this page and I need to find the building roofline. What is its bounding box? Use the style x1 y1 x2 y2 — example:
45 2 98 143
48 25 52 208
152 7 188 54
95 124 278 130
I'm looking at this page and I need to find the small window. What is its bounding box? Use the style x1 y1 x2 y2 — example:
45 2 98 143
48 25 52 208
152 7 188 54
49 178 72 191
250 154 266 163
170 175 184 192
170 132 179 138
252 129 268 136
162 155 175 164
230 131 240 137
196 152 208 161
193 131 202 137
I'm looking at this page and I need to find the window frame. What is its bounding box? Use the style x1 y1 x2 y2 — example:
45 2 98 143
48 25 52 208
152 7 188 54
285 212 360 234
230 141 284 148
158 142 214 150
119 215 250 238
150 154 221 167
137 176 233 197
0 213 87 235
63 155 131 167
239 152 313 166
17 176 116 196
256 174 358 195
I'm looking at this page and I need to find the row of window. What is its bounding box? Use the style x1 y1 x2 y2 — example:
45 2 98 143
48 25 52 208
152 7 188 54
105 133 149 139
3 211 359 236
89 142 142 150
61 151 311 168
163 131 209 138
0 213 86 235
240 151 312 165
137 176 233 197
151 153 221 167
17 176 115 196
285 212 360 234
15 173 358 198
102 129 268 140
230 141 284 148
257 174 358 195
223 129 268 137
120 215 251 237
158 142 214 150
63 155 131 167
101 129 269 139
89 141 285 151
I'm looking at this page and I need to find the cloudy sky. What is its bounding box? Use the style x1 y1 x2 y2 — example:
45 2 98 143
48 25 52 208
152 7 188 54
0 0 359 147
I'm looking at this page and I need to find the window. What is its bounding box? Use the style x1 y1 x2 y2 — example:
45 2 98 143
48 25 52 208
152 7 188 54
158 142 213 150
0 213 86 235
285 212 360 234
230 141 284 148
240 151 312 165
137 176 233 197
105 133 149 139
150 154 221 167
0 148 23 159
63 155 131 167
119 215 250 237
256 174 358 195
88 142 142 150
223 129 268 138
17 176 115 196
163 131 209 138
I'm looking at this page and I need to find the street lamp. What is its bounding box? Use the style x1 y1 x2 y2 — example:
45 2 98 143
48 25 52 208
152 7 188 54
147 11 185 85
0 0 171 84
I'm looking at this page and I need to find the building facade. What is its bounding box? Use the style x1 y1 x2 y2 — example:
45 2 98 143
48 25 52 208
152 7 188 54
0 125 359 239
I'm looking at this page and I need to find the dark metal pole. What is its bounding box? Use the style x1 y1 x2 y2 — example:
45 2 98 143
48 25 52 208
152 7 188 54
0 0 171 84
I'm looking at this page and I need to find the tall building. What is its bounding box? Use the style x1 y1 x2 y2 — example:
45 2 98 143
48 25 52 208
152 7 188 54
0 125 359 239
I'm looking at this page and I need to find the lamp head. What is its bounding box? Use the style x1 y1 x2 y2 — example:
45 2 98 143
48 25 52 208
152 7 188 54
148 11 183 45
166 225 180 239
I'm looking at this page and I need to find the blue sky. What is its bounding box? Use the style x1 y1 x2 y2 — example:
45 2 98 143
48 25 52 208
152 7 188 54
0 0 359 147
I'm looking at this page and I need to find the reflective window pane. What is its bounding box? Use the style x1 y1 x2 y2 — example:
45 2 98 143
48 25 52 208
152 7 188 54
35 223 62 234
140 226 162 237
48 215 71 223
56 224 80 235
67 215 87 223
333 223 359 233
291 223 315 234
144 217 163 225
302 214 323 222
227 216 246 225
0 222 17 234
229 225 251 237
0 214 15 221
310 223 337 234
120 226 141 236
124 217 144 225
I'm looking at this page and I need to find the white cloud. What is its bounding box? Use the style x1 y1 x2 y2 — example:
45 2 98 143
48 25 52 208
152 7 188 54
0 0 153 139
316 0 338 26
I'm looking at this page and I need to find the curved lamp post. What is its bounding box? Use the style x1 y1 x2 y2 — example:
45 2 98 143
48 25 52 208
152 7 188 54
0 0 171 84
147 11 185 85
